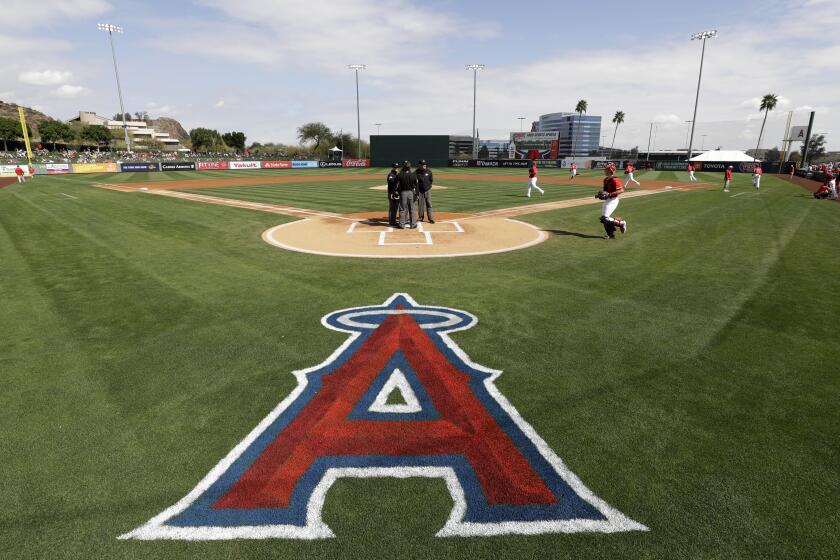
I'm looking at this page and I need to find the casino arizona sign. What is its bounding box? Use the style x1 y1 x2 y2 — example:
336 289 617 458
120 295 646 540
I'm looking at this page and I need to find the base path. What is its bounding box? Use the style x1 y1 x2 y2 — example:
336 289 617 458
97 180 688 258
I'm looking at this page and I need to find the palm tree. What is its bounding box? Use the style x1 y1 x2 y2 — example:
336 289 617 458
572 99 587 157
610 110 625 160
754 93 778 161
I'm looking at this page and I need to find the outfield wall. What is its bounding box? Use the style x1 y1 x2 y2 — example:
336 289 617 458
15 159 372 175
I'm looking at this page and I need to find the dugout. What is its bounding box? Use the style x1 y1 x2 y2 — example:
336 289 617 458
370 135 450 168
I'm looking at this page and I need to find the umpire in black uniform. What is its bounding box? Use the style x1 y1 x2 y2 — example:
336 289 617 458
397 161 419 229
415 159 435 223
386 162 400 226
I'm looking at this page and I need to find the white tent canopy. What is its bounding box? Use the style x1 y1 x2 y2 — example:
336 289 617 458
328 146 343 152
690 150 756 162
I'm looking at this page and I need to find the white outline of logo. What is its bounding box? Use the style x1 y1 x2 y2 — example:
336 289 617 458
119 294 648 540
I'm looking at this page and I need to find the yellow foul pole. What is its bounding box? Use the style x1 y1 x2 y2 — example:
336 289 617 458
18 107 33 166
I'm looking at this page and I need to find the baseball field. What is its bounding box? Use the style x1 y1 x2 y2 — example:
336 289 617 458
2 167 838 559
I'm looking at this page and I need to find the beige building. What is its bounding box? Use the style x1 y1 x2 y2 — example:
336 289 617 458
74 111 182 150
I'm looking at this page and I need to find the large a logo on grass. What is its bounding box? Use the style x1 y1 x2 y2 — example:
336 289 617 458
120 294 646 540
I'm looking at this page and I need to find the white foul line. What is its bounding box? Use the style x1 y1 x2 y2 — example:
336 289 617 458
59 192 77 199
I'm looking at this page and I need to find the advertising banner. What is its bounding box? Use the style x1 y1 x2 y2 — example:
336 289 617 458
509 132 560 160
262 160 292 169
291 160 319 169
318 161 343 168
655 161 689 171
0 164 31 176
533 160 561 168
71 163 119 174
121 162 161 172
341 159 370 168
448 159 472 167
36 163 71 175
161 161 196 171
474 160 500 168
196 161 229 170
228 161 261 170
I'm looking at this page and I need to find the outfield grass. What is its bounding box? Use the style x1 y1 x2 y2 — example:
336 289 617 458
1 170 838 559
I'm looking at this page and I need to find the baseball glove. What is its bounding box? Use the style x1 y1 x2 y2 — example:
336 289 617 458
595 191 609 200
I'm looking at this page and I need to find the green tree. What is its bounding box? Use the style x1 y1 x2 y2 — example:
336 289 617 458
189 127 223 151
37 120 75 150
609 110 625 160
801 133 826 161
80 125 111 150
0 116 23 151
572 99 587 156
297 122 332 153
754 93 778 161
222 131 246 151
478 144 490 159
764 146 781 162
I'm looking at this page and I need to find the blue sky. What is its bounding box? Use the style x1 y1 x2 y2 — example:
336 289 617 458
1 0 837 151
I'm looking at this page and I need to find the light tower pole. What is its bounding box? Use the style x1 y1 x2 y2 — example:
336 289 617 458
686 29 718 162
348 64 366 158
465 64 485 158
518 117 525 132
97 23 131 152
375 123 382 136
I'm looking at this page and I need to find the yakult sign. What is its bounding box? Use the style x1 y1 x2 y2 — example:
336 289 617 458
228 161 262 170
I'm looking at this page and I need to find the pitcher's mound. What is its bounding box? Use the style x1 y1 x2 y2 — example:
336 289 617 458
262 211 546 258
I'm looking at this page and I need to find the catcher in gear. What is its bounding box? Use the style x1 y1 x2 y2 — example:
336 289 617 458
597 163 627 239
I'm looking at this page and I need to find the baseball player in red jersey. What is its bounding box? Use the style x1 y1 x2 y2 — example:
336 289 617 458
624 162 640 188
752 164 762 189
723 165 733 192
14 165 25 183
595 163 627 238
569 162 577 181
526 160 544 197
826 169 837 199
687 163 697 182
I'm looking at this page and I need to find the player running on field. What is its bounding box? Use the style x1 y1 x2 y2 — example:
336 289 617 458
596 163 627 239
687 163 697 182
624 162 640 188
723 165 733 192
526 160 544 197
570 162 577 181
752 164 762 190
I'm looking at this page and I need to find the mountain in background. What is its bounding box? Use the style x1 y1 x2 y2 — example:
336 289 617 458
146 117 189 142
0 100 55 130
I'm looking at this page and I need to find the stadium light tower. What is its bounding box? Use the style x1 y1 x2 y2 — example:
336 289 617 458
686 29 718 162
348 64 366 158
465 64 485 158
97 23 131 152
375 123 382 136
517 117 526 132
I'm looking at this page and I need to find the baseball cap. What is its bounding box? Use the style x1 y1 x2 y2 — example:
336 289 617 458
392 162 400 167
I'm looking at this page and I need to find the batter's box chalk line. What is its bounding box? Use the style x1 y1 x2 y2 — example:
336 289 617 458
346 220 466 246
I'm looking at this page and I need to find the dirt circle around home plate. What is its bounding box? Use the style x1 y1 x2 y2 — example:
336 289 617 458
261 211 547 259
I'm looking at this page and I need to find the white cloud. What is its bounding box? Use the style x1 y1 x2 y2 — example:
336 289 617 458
4 0 111 21
0 90 14 99
653 114 682 124
215 99 225 108
19 70 72 86
51 84 90 98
